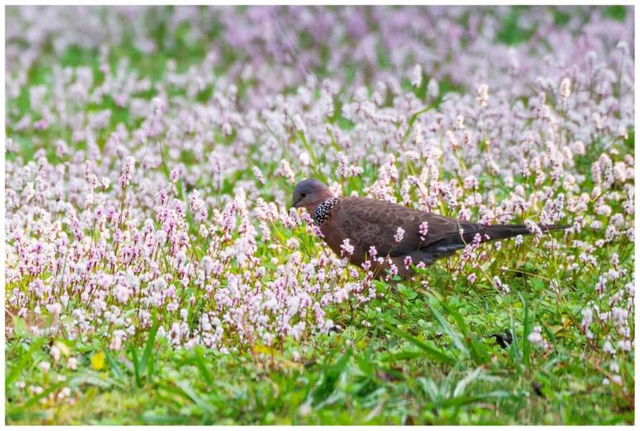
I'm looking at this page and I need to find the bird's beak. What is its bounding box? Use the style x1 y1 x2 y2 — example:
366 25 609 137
291 198 300 209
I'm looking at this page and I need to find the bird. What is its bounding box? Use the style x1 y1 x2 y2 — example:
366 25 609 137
291 178 569 279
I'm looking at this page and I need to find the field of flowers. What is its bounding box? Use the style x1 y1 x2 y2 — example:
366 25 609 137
4 5 635 425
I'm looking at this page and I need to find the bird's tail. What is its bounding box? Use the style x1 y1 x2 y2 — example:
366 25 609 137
469 223 570 243
413 223 570 270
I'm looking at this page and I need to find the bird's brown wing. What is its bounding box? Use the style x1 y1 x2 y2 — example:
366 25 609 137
334 197 464 258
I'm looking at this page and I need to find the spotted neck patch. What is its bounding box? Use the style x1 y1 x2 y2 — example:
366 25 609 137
313 197 339 226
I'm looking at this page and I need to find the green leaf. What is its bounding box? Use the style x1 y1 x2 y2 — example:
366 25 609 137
382 349 424 362
520 293 531 368
103 349 125 381
468 334 491 365
69 370 124 389
397 283 417 300
141 314 160 380
131 347 142 388
453 366 484 397
328 349 352 378
382 321 455 365
439 300 470 336
401 99 444 145
194 347 214 388
426 300 468 355
140 412 189 425
6 338 46 388
11 316 28 338
175 380 217 417
7 381 66 417
442 390 513 408
373 280 388 293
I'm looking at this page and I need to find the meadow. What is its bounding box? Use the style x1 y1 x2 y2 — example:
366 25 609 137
4 5 635 425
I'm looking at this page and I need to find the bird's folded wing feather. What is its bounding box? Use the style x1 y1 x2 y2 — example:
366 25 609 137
335 197 463 257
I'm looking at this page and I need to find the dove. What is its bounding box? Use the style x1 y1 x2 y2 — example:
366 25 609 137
292 179 569 279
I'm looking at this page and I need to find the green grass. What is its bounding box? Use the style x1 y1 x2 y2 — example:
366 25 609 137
6 228 634 424
6 269 634 424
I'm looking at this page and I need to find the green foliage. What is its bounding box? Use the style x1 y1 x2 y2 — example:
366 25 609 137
496 7 538 46
604 6 628 22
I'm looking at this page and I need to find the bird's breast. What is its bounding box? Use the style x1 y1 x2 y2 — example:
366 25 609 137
319 220 366 267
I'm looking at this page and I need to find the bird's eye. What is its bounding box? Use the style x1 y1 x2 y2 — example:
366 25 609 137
301 193 307 198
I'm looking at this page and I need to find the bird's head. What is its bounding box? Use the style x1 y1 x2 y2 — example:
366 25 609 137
291 179 334 213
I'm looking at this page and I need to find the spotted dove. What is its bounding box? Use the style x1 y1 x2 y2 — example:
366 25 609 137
292 179 569 279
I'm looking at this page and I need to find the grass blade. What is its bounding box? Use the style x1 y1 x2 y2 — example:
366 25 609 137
104 349 125 381
520 293 531 368
141 314 160 380
131 347 142 388
426 300 468 355
194 347 214 388
382 321 455 365
400 95 454 144
438 300 470 336
175 380 217 417
6 338 46 388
